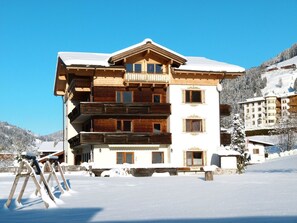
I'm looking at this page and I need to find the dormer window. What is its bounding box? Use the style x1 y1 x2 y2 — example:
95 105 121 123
147 64 162 73
126 64 142 73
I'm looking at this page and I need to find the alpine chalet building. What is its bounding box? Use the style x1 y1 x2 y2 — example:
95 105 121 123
54 39 244 170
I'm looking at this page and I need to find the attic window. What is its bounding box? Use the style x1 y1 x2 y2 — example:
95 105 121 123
126 64 142 73
147 64 162 73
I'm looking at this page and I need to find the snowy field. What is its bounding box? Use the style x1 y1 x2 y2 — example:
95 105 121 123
1 155 297 223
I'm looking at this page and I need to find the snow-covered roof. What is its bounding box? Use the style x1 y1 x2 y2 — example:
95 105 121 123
239 96 265 104
176 56 245 73
267 55 297 70
217 149 241 156
247 135 278 146
57 39 245 73
38 141 63 153
110 38 187 60
58 52 110 67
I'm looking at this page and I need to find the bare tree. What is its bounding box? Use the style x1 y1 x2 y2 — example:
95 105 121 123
269 114 297 152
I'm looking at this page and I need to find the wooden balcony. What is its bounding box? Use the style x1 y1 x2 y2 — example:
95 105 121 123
68 132 172 148
124 72 170 84
69 102 171 123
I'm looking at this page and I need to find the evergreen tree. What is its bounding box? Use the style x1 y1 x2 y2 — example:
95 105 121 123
230 114 247 173
230 114 246 154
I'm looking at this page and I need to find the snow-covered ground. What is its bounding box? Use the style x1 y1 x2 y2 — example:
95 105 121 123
1 155 297 222
262 55 297 96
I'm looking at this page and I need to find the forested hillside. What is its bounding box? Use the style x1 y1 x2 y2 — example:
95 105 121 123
220 43 297 128
0 121 62 154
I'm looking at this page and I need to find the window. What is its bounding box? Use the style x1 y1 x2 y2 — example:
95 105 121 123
186 151 203 166
82 152 91 162
153 94 161 103
253 149 260 154
185 119 203 132
185 90 203 103
153 123 161 133
155 64 162 73
147 64 162 73
126 64 133 72
125 63 142 73
117 152 134 164
134 64 142 72
117 120 132 132
116 91 132 103
152 152 164 164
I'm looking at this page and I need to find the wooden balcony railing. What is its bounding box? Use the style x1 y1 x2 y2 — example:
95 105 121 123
124 72 170 84
68 132 172 148
68 102 171 123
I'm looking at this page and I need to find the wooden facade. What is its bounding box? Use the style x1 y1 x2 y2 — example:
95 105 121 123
54 39 244 167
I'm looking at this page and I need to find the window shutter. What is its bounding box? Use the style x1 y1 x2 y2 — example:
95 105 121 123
183 151 186 166
203 151 207 166
202 90 205 103
202 119 206 132
182 119 186 132
182 90 185 103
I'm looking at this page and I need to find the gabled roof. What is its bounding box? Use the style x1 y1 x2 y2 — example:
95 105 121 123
108 38 187 66
247 136 277 146
54 38 245 95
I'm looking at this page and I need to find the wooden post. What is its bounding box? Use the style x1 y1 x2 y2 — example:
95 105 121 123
205 171 214 181
5 175 21 208
17 175 30 204
56 162 70 191
5 160 25 208
5 159 55 209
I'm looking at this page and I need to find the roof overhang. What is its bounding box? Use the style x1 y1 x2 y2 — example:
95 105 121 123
173 69 244 79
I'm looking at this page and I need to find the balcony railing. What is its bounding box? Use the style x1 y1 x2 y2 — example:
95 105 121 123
124 72 170 84
68 102 171 123
68 132 172 148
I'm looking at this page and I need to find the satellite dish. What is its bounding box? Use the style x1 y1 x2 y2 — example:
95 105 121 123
216 83 223 92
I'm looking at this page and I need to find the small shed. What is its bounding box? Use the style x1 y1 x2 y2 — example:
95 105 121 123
247 136 275 163
217 149 241 169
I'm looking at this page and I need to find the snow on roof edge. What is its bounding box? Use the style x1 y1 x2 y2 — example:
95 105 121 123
109 38 187 60
176 56 245 73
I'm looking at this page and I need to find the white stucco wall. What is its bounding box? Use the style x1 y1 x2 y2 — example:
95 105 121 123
65 99 79 164
248 143 265 163
168 85 220 167
221 156 237 169
92 145 170 168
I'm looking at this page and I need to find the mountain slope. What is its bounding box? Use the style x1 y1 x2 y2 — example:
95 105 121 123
221 42 297 127
0 121 62 154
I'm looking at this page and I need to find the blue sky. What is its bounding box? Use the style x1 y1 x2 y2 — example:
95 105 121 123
0 0 297 135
